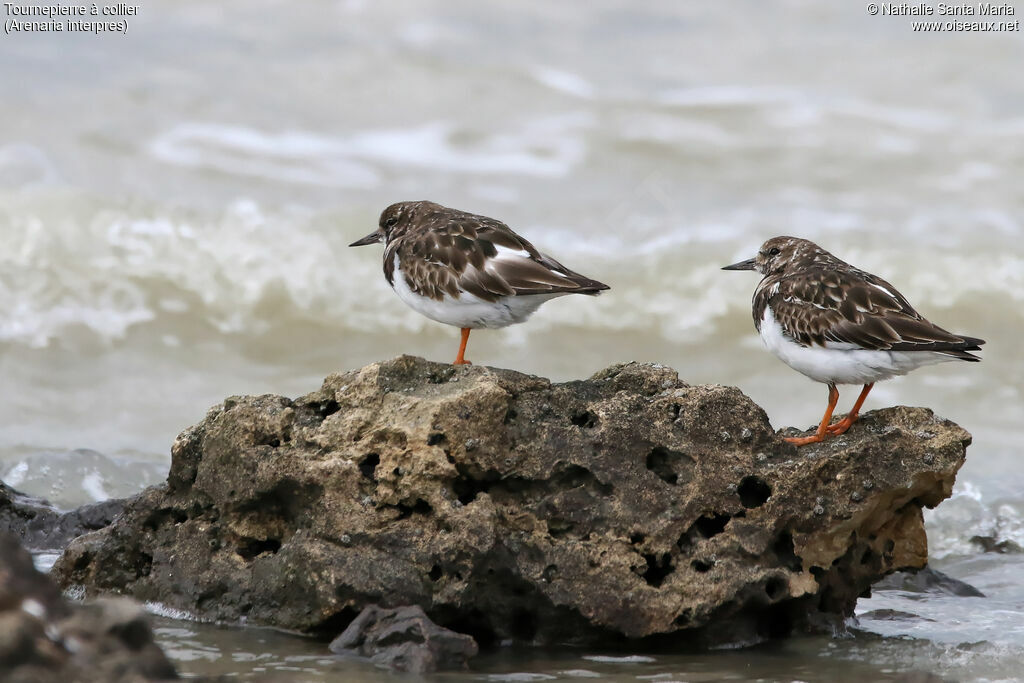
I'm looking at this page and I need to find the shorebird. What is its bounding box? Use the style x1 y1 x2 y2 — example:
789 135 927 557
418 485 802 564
350 201 609 365
723 236 984 446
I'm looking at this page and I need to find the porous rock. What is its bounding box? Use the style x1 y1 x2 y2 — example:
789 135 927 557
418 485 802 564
0 531 180 682
329 604 478 673
52 356 970 647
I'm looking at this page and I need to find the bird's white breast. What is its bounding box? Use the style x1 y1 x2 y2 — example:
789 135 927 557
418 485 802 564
390 255 563 329
759 305 955 385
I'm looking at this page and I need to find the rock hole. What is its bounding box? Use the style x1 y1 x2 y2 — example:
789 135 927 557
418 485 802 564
570 410 599 428
645 446 693 486
629 532 646 545
510 609 538 641
861 548 875 566
359 453 379 480
451 466 498 505
773 532 802 572
738 475 772 508
542 564 558 582
428 564 443 582
135 552 153 578
72 550 93 573
392 466 401 477
757 603 794 639
317 400 341 418
395 498 433 520
427 432 446 446
143 507 188 531
765 576 788 601
691 559 714 573
547 518 575 538
641 552 674 587
310 606 359 640
236 537 282 560
440 609 496 649
884 539 895 554
504 408 518 424
673 608 693 627
553 464 613 495
694 512 731 539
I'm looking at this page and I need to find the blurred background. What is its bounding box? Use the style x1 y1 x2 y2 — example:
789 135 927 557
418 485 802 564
1 1 1023 679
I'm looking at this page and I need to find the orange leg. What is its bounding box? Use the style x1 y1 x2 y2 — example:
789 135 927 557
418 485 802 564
785 383 840 446
825 382 874 435
453 327 472 365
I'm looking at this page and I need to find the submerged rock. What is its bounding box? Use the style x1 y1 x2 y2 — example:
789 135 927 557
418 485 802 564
52 356 970 647
0 480 125 551
329 605 478 673
874 566 985 597
0 531 180 682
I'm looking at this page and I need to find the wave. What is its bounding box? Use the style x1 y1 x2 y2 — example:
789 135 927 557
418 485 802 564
148 115 592 186
0 193 1018 348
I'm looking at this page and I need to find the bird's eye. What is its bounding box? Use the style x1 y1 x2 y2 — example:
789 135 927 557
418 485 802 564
384 217 398 228
767 247 781 257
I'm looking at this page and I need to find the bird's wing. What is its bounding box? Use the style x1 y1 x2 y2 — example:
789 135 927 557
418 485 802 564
388 211 608 302
761 268 982 354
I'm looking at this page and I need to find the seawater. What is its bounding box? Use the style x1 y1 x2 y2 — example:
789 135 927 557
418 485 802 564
3 1 1023 680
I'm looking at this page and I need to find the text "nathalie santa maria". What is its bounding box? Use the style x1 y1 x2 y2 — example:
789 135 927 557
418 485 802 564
880 2 1014 14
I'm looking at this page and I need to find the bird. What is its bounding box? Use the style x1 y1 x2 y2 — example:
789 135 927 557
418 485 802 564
723 236 984 446
349 201 609 365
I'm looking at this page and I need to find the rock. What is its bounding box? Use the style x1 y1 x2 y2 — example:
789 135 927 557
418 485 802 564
1 480 125 551
329 605 478 673
873 566 984 597
0 530 181 682
969 534 1024 554
52 356 970 647
858 608 933 622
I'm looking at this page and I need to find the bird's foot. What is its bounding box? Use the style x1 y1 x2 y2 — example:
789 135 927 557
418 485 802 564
784 433 827 446
825 416 856 435
452 359 472 366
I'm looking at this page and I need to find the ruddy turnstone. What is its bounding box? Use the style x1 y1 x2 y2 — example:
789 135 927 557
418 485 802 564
350 201 609 365
723 236 984 446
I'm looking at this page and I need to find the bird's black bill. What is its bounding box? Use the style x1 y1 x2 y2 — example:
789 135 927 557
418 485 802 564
349 231 381 247
721 257 756 271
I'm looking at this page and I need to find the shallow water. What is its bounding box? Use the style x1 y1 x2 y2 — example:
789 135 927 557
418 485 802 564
3 1 1024 680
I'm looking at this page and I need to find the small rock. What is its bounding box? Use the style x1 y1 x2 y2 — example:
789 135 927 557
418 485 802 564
0 481 126 552
874 566 984 597
969 535 1024 554
330 605 478 673
0 531 185 682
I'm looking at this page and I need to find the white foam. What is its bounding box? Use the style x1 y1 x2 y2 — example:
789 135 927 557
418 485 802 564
145 602 198 621
530 66 595 98
150 115 590 182
581 655 656 663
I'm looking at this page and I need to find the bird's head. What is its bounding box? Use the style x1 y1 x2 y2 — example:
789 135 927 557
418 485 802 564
722 236 825 276
349 201 439 247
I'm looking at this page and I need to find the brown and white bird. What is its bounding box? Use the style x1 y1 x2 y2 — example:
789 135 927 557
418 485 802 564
723 236 984 446
350 201 609 365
